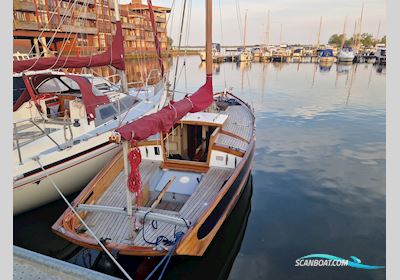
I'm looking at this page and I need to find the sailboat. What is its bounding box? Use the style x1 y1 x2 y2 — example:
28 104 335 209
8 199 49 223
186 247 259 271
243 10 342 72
53 0 255 258
235 10 252 62
13 1 167 215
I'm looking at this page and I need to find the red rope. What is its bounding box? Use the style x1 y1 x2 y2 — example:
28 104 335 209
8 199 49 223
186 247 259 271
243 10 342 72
128 141 142 204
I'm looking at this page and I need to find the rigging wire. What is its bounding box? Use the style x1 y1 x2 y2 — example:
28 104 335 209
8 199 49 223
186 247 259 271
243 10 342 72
24 0 81 72
26 0 67 57
182 0 192 94
165 0 177 87
235 0 244 46
171 0 188 100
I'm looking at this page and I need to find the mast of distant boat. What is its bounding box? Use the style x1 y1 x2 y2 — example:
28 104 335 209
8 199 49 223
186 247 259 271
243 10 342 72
316 16 322 48
375 20 381 41
340 16 348 49
243 10 248 51
266 10 270 47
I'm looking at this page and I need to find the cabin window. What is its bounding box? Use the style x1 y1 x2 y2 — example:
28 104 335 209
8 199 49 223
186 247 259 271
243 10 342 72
37 78 69 93
13 77 26 105
154 147 160 155
60 77 80 90
98 105 117 120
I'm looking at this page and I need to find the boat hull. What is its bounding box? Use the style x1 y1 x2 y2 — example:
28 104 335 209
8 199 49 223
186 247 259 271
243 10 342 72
319 57 335 63
52 93 256 257
13 143 120 215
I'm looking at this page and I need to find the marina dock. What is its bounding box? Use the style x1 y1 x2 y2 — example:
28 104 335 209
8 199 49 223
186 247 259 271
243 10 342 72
14 246 121 280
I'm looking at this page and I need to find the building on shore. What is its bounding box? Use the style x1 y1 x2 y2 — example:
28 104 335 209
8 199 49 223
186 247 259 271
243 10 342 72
13 0 171 58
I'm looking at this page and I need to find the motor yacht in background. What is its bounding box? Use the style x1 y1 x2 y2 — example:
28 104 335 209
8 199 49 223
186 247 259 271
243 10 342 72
319 48 335 63
337 47 355 63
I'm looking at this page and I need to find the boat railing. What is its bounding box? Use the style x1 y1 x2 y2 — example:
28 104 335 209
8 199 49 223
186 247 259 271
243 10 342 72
13 117 73 165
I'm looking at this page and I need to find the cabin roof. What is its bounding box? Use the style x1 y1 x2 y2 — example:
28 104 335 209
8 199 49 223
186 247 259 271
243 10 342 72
178 112 228 126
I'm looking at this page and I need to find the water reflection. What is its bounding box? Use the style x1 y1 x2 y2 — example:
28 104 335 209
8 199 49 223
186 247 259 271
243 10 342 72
337 63 352 74
14 56 385 280
319 61 334 72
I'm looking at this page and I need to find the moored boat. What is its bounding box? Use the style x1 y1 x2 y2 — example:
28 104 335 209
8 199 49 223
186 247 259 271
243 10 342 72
13 1 167 215
319 48 335 63
52 0 255 259
337 47 355 63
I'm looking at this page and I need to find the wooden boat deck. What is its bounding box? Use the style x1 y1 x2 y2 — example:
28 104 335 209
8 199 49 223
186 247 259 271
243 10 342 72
214 104 254 151
83 160 161 245
134 167 233 246
82 160 233 248
222 105 254 141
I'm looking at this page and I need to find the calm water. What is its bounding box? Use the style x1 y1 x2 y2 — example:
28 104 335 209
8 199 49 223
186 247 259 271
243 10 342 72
14 56 386 280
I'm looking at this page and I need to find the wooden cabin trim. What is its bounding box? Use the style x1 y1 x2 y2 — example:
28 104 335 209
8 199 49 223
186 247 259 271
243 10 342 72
177 119 225 127
206 126 220 163
137 140 161 146
161 159 209 173
212 144 245 157
220 129 250 144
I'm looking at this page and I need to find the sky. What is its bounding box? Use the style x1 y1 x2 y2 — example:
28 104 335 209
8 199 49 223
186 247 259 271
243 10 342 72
120 0 386 46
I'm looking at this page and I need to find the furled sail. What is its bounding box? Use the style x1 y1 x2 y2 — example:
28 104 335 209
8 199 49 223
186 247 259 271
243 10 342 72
13 22 125 73
117 76 213 141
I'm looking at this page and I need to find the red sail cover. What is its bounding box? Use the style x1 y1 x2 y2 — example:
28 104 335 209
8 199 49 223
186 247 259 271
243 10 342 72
65 75 109 119
117 76 213 141
13 22 125 73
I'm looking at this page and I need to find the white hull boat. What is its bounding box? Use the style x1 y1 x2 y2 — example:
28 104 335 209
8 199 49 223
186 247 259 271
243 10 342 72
337 48 355 63
13 15 168 215
13 74 167 215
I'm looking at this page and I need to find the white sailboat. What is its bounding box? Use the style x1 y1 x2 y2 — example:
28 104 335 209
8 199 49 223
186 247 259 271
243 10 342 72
13 5 167 215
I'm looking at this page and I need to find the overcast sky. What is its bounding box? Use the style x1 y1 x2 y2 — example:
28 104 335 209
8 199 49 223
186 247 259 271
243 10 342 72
120 0 386 46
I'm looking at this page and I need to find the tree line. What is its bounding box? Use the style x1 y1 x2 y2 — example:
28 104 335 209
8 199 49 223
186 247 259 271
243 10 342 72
328 33 386 47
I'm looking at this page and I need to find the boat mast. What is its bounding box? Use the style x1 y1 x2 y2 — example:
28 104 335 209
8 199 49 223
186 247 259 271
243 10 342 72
243 10 248 51
206 0 212 76
340 16 348 49
352 20 357 48
316 16 322 48
356 1 364 51
266 10 270 47
279 24 283 45
113 0 128 93
375 20 381 42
